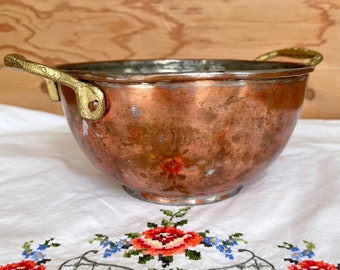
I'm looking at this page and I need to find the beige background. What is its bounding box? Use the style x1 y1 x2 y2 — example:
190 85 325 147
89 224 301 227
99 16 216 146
1 0 339 118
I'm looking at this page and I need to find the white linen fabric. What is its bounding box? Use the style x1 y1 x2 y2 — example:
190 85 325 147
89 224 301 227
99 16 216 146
0 104 339 269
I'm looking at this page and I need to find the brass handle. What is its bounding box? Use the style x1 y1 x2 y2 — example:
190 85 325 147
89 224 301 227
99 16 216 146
255 47 323 67
4 54 106 120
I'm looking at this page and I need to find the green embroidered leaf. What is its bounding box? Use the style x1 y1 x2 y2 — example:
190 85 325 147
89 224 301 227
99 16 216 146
22 240 33 251
278 242 294 250
185 249 201 260
284 258 299 264
94 233 107 238
161 219 173 227
138 254 153 264
89 234 108 244
147 222 158 228
230 233 248 244
160 207 191 228
38 259 51 264
45 238 60 248
125 232 141 239
178 206 191 212
174 219 188 227
303 240 316 251
123 249 142 258
158 255 173 267
173 207 191 219
174 212 187 218
198 230 210 238
160 209 174 217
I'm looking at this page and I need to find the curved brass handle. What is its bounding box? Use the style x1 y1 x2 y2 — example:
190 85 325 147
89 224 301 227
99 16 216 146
255 47 323 67
4 54 106 120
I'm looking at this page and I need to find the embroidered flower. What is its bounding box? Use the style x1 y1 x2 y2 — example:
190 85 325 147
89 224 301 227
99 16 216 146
279 241 338 270
288 260 337 270
103 238 130 258
301 249 315 259
37 244 47 251
226 237 238 247
291 246 304 261
22 249 33 259
103 247 117 258
279 241 316 263
22 249 46 262
19 238 60 268
91 209 249 268
99 237 111 248
30 251 46 262
203 233 246 261
130 226 202 256
216 244 234 259
203 236 222 246
291 246 315 260
0 260 46 270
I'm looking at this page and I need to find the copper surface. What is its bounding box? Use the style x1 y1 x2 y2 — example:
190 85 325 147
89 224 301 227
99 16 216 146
58 62 310 205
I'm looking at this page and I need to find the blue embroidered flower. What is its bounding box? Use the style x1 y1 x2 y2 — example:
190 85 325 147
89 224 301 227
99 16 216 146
290 247 303 261
37 244 47 251
203 236 222 246
202 234 242 260
302 249 315 258
102 238 130 258
22 249 33 259
23 249 46 261
279 241 317 264
99 237 111 248
31 251 46 261
216 244 231 253
216 244 234 260
117 238 130 248
226 237 238 246
21 238 60 264
224 252 234 260
103 248 116 258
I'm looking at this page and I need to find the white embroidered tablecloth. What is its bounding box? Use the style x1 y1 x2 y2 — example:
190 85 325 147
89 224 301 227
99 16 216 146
0 104 339 269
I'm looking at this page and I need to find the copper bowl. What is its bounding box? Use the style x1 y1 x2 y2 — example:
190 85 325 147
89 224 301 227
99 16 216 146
4 48 323 205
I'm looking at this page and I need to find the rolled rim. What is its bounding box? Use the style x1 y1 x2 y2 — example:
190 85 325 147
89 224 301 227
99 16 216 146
58 59 314 83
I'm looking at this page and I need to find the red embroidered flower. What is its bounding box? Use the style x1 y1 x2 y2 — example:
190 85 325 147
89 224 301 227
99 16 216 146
160 155 185 175
0 260 46 270
288 260 337 270
130 226 202 256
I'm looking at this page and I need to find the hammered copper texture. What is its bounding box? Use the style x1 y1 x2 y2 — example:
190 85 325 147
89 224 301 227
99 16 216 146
58 72 308 204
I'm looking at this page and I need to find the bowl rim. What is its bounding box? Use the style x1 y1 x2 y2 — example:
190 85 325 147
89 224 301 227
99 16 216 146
57 58 314 83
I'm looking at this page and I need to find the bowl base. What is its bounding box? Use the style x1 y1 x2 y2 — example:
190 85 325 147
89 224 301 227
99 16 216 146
122 185 243 205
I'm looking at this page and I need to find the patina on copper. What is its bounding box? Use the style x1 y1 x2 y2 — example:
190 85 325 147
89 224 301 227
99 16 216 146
4 48 323 205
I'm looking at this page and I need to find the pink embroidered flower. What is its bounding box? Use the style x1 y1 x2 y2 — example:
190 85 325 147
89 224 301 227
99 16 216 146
288 260 337 270
130 226 202 256
0 260 46 270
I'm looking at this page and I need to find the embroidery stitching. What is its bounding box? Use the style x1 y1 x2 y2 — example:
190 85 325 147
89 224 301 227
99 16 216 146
279 241 338 270
1 208 339 270
0 238 60 270
87 207 272 269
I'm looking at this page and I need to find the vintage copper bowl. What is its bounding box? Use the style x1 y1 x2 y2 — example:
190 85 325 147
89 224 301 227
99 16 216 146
4 48 323 205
